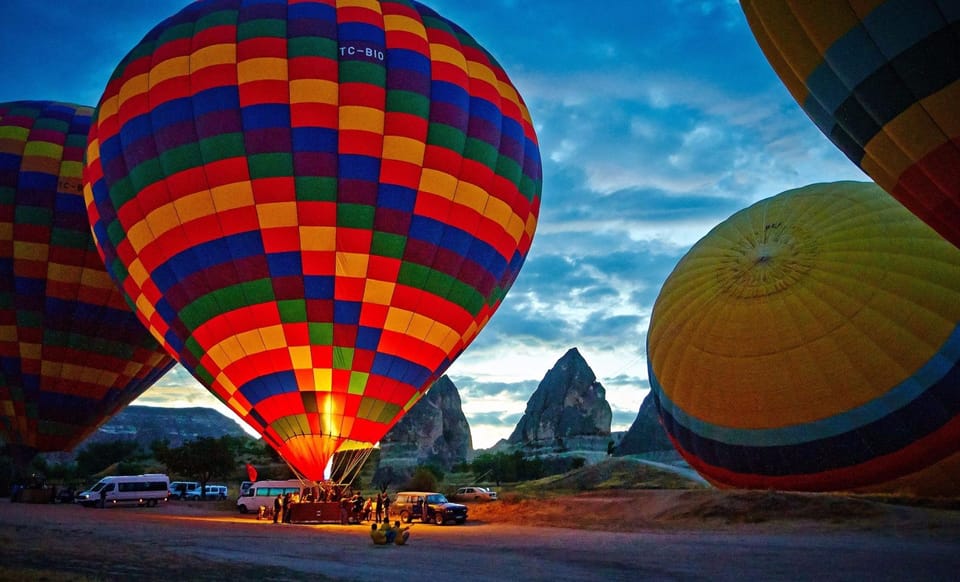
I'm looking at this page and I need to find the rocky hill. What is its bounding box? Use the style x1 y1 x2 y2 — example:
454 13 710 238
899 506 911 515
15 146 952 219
44 405 254 461
488 348 614 461
373 375 472 485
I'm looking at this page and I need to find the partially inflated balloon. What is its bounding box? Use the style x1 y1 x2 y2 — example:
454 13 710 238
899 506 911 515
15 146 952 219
0 101 174 465
648 182 960 496
84 0 541 480
741 1 960 248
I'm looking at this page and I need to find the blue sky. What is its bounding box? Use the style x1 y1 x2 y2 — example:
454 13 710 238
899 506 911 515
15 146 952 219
1 1 866 448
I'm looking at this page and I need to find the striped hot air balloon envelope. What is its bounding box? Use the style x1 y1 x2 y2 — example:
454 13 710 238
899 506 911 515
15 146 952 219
83 0 542 481
0 101 175 467
741 1 960 249
648 182 960 496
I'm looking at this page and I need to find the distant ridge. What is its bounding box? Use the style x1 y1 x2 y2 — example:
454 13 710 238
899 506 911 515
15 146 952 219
38 405 255 461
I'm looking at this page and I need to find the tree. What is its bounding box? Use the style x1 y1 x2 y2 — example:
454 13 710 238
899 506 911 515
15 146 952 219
75 439 142 477
157 437 237 498
405 466 439 492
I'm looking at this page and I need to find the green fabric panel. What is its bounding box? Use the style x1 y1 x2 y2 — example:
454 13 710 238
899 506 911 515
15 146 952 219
278 300 308 323
295 177 338 202
398 263 483 315
199 133 246 163
32 117 69 133
495 154 522 188
463 136 499 168
308 322 333 345
159 142 202 176
385 90 430 117
289 36 337 58
185 336 205 362
337 204 375 228
248 153 294 180
14 205 52 226
49 229 89 250
333 347 354 370
427 123 467 152
195 8 238 31
339 61 386 86
238 19 286 41
370 231 405 259
179 279 275 331
107 176 136 212
15 310 41 327
348 372 368 396
127 159 164 194
156 21 197 44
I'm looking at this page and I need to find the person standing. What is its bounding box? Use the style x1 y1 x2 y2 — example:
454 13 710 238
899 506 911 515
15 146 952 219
273 493 283 524
382 492 391 522
283 492 294 523
374 492 383 524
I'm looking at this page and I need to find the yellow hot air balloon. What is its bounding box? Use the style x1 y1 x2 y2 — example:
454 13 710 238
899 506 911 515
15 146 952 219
741 1 960 248
648 181 960 496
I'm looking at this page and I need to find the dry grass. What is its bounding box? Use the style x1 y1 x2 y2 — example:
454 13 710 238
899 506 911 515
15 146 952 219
511 457 704 492
461 457 960 532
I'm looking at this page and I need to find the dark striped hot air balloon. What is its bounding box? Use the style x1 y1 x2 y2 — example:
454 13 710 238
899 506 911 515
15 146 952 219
0 101 174 468
84 0 542 481
648 182 960 496
741 1 960 249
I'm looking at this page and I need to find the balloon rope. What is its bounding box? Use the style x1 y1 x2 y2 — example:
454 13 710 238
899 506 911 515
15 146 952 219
331 447 375 488
283 457 312 487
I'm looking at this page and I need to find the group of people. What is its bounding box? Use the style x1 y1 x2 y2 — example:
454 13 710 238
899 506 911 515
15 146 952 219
359 491 392 524
270 488 394 526
370 520 411 546
272 490 301 524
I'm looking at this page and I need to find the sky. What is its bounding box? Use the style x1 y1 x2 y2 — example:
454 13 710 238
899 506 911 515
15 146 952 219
0 0 867 449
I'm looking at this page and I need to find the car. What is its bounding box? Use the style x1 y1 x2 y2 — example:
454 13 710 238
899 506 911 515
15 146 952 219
452 486 498 502
186 484 228 501
393 491 467 525
168 481 200 500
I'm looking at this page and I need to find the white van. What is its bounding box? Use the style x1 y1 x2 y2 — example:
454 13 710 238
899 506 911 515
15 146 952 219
236 479 308 513
76 474 170 508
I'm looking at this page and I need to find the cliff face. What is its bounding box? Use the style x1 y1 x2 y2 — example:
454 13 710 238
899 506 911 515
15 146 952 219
373 375 473 485
507 347 612 446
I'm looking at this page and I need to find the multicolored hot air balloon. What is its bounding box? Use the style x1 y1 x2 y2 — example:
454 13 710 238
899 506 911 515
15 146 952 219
741 1 960 249
648 182 960 496
84 0 542 481
0 101 175 467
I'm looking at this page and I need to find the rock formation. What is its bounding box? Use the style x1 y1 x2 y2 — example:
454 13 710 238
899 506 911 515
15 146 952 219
373 375 473 485
615 390 675 455
507 347 612 447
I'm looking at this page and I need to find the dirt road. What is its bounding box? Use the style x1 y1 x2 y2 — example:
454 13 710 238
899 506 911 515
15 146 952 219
2 499 958 581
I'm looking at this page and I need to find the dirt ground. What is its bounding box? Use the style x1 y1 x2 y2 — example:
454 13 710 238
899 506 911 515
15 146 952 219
2 490 960 581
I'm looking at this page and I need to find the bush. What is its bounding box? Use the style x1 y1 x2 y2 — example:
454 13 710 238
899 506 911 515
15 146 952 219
405 466 439 492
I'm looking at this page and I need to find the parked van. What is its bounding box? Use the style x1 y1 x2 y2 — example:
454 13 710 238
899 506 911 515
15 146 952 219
76 474 169 508
168 481 200 499
236 479 307 513
186 484 228 500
